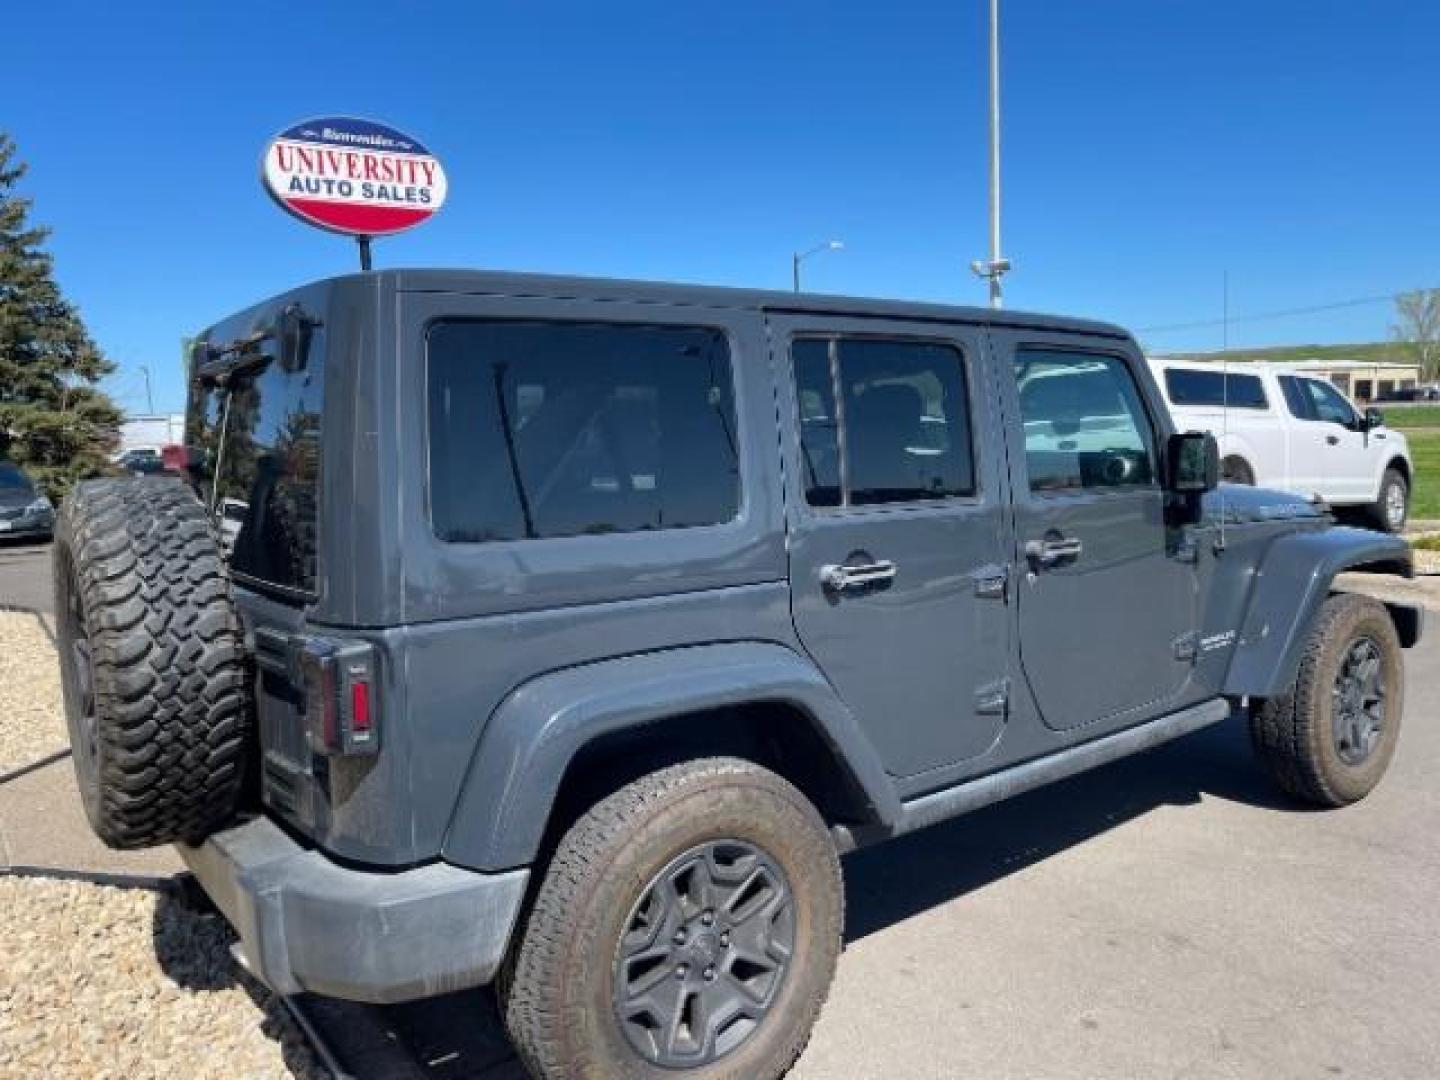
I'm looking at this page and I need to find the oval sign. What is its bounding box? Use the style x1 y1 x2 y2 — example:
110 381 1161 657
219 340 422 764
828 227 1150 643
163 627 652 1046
262 117 447 237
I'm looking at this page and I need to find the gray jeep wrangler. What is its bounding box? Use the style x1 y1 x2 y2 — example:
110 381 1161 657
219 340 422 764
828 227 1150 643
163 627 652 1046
54 270 1421 1079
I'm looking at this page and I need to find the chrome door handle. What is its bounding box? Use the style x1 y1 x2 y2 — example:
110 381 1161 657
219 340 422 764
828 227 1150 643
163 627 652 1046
1025 536 1083 568
820 560 898 591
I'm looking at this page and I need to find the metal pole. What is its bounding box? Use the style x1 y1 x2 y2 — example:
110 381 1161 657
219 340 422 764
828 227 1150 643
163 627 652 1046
971 0 1009 307
987 0 1003 309
793 252 801 293
358 236 373 272
140 365 154 414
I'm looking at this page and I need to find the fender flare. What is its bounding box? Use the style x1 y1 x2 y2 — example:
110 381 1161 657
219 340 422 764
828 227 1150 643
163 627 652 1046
1223 526 1415 698
441 642 901 872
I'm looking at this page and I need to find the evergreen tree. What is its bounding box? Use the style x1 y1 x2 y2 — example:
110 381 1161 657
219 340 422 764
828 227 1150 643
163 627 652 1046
0 132 120 498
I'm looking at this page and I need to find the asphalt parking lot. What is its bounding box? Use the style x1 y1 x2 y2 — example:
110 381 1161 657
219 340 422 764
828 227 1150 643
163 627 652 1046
0 540 53 615
4 543 1439 1078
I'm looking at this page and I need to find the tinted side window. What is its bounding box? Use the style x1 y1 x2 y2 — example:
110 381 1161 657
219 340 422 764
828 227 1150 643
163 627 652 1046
1303 378 1357 425
186 331 325 597
1279 375 1313 419
793 337 974 507
1164 368 1268 409
1014 350 1156 493
793 340 842 507
428 321 740 542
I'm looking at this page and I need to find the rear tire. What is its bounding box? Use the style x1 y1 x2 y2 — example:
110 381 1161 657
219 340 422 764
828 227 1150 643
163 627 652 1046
501 757 843 1080
1368 467 1408 533
1250 593 1403 807
53 478 251 849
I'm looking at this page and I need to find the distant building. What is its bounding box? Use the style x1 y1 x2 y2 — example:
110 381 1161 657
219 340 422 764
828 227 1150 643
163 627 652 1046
1280 360 1421 401
117 413 185 456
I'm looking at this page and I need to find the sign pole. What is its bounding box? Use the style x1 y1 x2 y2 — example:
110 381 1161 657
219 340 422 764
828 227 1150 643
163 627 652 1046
358 236 373 272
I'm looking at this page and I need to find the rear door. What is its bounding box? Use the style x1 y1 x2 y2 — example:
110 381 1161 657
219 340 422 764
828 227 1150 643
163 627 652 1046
772 315 1012 778
998 332 1198 732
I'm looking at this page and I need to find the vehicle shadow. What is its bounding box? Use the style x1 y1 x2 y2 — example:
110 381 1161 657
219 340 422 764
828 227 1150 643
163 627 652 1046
150 883 333 1078
842 714 1295 941
151 717 1293 1078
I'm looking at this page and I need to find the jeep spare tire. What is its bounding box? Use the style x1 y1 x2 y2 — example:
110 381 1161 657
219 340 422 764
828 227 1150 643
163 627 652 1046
53 478 252 849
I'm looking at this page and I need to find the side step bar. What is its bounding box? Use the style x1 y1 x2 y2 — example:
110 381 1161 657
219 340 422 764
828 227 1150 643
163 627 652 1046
832 697 1231 853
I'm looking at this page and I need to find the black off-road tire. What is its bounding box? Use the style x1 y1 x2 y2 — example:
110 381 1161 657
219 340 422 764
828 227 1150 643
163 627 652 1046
1368 467 1409 533
500 757 844 1080
1249 593 1403 807
53 478 251 849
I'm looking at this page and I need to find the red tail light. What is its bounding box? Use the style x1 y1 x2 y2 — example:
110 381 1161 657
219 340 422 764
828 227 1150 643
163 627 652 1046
350 680 372 737
299 638 380 756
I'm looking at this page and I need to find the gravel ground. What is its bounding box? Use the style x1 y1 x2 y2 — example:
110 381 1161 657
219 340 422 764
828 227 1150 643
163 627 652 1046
1 609 323 1079
0 610 67 777
0 877 323 1078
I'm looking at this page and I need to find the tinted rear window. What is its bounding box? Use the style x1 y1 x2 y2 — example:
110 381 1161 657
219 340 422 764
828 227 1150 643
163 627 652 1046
428 320 740 542
185 328 324 598
1164 368 1268 409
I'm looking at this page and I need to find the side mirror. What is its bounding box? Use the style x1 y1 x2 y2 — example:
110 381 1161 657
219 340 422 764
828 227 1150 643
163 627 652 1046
1363 406 1384 431
1166 431 1219 494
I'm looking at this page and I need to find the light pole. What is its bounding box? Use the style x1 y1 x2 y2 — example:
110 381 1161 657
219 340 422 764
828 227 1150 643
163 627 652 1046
139 365 154 414
970 0 1010 308
792 239 844 293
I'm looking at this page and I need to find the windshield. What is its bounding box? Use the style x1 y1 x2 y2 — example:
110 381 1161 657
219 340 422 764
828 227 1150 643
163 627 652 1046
0 463 35 494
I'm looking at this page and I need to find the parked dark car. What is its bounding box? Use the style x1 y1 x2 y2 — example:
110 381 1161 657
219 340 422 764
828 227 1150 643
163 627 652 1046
0 461 54 540
53 271 1423 1080
116 447 167 475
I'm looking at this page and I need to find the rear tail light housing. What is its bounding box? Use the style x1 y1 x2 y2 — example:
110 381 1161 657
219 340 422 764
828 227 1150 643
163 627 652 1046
299 638 380 756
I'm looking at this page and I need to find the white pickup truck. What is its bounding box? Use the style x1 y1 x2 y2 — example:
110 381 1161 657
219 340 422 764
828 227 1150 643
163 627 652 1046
1150 359 1413 532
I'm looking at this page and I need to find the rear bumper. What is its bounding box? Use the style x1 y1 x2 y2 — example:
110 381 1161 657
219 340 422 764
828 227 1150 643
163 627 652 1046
179 816 529 1004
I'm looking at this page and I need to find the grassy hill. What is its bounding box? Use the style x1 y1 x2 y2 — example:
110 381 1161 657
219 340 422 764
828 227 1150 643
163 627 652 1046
1155 341 1408 366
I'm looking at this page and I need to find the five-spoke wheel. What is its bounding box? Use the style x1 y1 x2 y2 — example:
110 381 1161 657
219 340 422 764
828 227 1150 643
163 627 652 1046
501 757 843 1080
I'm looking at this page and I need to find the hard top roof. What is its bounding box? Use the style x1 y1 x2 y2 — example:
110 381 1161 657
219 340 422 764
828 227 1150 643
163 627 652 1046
198 267 1132 344
388 268 1128 337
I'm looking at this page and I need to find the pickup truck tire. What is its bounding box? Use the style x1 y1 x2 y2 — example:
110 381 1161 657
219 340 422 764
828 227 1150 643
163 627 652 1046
1249 593 1403 807
500 757 843 1080
53 478 251 849
1368 467 1409 533
1221 457 1255 486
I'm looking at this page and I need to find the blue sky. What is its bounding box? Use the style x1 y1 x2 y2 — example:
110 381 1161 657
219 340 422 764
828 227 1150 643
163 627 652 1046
5 0 1438 414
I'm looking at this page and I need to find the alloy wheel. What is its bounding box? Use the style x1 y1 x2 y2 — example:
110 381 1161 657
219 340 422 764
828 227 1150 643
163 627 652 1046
613 838 797 1068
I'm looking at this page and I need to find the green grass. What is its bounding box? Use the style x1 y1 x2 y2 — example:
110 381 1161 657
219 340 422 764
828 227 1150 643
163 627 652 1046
1383 405 1440 428
1160 341 1404 366
1400 429 1440 521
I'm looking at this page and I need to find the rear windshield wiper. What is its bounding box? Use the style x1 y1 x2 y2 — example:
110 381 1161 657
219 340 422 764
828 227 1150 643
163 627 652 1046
193 330 276 386
192 304 323 386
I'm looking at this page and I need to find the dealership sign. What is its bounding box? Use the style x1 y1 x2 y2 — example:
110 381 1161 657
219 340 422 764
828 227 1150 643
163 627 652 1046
262 117 447 237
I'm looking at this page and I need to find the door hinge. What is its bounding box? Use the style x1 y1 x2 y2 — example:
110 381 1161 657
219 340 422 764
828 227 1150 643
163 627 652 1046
975 678 1010 717
1173 632 1199 663
971 564 1009 601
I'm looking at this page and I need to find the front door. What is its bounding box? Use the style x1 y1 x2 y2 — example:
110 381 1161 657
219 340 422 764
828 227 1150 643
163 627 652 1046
1291 375 1377 503
1001 336 1198 732
773 316 1011 778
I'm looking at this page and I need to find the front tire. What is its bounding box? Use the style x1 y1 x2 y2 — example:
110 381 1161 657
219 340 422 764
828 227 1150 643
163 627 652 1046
1250 593 1403 807
1221 456 1255 486
1369 467 1409 533
501 757 843 1080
